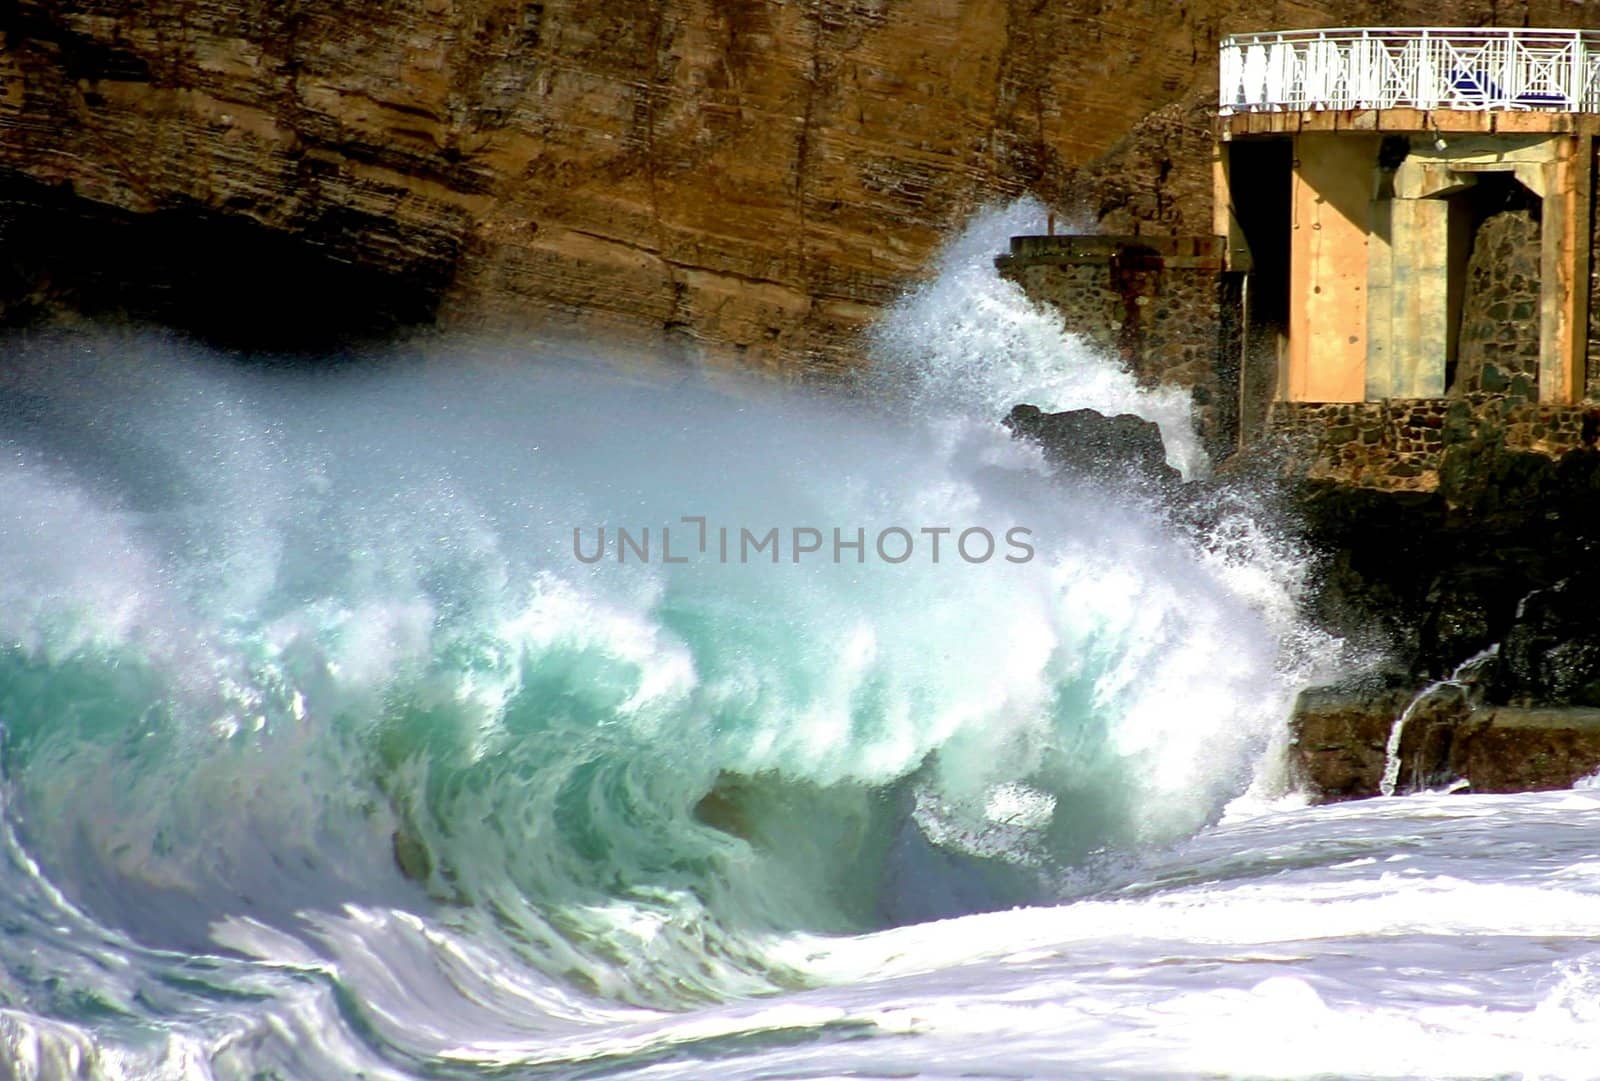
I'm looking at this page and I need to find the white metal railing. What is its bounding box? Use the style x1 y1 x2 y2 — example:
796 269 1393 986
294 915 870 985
1220 27 1600 114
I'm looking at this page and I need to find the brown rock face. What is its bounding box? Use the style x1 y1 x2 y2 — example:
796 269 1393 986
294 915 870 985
1289 681 1600 801
5 2 1600 366
1288 680 1418 802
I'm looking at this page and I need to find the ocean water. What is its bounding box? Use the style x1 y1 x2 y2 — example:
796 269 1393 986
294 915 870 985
0 203 1589 1080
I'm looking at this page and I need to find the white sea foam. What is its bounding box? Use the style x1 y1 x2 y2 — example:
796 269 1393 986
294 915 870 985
0 202 1389 1079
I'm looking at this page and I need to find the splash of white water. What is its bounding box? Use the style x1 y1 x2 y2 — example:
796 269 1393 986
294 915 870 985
1380 645 1500 797
868 197 1209 479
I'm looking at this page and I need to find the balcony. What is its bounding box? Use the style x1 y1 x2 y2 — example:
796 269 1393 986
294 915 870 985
1220 28 1600 114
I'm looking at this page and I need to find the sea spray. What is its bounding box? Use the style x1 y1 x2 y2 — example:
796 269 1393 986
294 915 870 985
0 201 1334 1075
866 196 1208 480
1379 645 1501 797
0 332 1299 939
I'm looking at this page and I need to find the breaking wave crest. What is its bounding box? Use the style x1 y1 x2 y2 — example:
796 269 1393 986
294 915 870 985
0 202 1323 1075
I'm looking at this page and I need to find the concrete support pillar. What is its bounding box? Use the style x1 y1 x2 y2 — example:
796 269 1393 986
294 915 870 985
1538 136 1590 404
1213 143 1253 272
1365 198 1395 398
1386 194 1451 397
1577 134 1595 403
1288 133 1378 401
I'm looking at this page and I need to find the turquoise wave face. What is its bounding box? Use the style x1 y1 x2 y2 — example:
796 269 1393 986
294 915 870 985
0 326 1309 1008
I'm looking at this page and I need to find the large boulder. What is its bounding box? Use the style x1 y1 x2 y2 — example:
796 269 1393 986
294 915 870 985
1287 675 1418 802
1004 403 1180 487
1287 678 1600 800
1446 708 1600 792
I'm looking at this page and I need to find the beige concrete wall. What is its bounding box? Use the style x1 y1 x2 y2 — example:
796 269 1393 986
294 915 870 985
1364 195 1395 398
1226 119 1597 407
1386 134 1585 404
1289 133 1379 402
1377 161 1468 398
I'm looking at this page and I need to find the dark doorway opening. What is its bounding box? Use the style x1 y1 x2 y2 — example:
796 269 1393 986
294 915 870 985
1225 138 1292 440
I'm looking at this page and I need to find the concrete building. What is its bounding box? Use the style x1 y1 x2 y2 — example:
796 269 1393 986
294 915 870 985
1215 28 1600 410
997 28 1600 488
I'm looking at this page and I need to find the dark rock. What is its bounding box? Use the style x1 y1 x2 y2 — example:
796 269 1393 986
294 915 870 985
1004 403 1180 487
1495 575 1600 707
1389 683 1476 794
1278 421 1600 800
1419 566 1516 668
1288 480 1448 669
1275 426 1600 683
1437 437 1555 527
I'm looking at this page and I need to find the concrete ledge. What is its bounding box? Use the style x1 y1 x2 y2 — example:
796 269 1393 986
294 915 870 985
996 234 1225 271
1219 109 1595 140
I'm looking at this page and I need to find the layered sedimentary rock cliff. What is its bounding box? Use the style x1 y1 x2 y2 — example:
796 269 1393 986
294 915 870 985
7 0 1596 367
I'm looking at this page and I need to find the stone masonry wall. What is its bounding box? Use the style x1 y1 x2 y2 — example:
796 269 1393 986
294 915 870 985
1454 208 1542 396
1271 395 1598 491
995 235 1233 457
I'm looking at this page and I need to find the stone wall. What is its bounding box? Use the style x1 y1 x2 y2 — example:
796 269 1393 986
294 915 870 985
995 235 1235 457
1271 394 1599 491
1454 206 1542 396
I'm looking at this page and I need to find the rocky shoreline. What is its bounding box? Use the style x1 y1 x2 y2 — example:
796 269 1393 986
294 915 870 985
1011 400 1600 802
1282 407 1600 800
